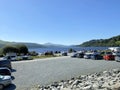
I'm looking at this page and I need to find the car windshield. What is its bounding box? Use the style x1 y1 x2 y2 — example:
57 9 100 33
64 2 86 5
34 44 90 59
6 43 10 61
106 52 112 54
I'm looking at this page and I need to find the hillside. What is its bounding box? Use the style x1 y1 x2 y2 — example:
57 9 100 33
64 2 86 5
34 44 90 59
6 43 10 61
79 35 120 47
0 40 45 48
0 40 67 48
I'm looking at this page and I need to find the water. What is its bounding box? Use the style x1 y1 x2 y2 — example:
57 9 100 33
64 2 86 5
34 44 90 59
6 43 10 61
29 47 108 53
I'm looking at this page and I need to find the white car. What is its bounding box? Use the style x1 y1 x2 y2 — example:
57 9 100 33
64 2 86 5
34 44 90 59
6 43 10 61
0 56 17 61
84 54 92 59
0 75 12 90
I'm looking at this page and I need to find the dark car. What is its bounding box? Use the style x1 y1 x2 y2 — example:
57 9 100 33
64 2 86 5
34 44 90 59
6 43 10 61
61 52 68 56
71 53 77 58
91 54 103 60
0 59 12 70
71 53 84 58
0 67 11 76
77 53 84 58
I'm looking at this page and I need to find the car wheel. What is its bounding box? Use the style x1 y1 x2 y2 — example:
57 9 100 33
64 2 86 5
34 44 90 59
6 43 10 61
0 84 4 90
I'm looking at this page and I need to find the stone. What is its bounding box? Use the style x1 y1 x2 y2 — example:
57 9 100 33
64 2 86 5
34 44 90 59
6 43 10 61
111 83 120 90
82 85 92 90
112 69 120 74
71 80 82 86
97 77 104 81
30 68 120 90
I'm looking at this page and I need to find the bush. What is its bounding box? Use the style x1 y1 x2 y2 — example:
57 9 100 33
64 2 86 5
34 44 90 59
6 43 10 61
1 45 18 55
16 44 28 55
1 44 29 55
29 51 38 56
44 51 54 56
68 48 76 53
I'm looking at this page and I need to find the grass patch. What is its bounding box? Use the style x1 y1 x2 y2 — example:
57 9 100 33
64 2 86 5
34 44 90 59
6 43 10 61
32 55 60 59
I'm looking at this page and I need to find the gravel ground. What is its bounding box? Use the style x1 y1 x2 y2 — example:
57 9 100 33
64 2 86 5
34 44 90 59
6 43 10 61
4 56 120 90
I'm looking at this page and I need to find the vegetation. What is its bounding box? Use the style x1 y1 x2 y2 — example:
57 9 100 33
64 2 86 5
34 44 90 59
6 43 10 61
79 35 120 47
16 44 28 55
32 55 58 59
28 51 38 56
2 45 18 55
0 40 45 48
1 44 28 55
68 48 76 53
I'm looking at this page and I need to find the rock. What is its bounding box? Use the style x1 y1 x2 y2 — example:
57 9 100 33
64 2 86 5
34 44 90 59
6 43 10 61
31 68 120 90
112 69 120 74
97 77 104 81
102 82 111 89
61 88 71 90
82 85 92 90
111 83 120 90
92 83 99 89
44 86 50 89
71 80 82 87
68 80 74 84
116 72 120 77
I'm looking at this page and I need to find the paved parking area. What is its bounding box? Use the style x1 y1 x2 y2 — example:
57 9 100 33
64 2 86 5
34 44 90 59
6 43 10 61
5 56 120 90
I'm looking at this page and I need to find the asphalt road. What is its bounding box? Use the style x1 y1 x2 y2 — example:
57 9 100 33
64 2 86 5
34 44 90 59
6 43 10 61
5 56 120 90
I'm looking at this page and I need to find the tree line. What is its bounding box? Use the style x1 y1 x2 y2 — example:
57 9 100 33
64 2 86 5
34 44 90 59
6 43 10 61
79 35 120 47
0 44 28 56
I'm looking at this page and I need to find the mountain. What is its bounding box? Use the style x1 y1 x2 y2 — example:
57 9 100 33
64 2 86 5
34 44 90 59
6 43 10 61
79 35 120 47
17 42 45 48
0 40 68 49
0 40 45 48
43 43 68 47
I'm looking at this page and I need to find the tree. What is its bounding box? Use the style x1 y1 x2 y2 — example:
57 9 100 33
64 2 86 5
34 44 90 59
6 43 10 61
68 48 75 53
2 45 18 55
16 44 28 55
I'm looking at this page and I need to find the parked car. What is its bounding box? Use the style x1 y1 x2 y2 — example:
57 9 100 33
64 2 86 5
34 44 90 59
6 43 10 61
71 53 77 58
5 56 17 61
18 55 33 60
103 52 115 60
0 75 12 90
77 53 84 58
0 59 12 70
0 56 16 61
84 54 92 59
115 55 120 62
91 54 103 60
0 67 11 76
61 52 68 56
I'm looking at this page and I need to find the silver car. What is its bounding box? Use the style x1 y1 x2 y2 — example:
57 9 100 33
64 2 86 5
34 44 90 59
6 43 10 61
0 75 12 90
115 55 120 62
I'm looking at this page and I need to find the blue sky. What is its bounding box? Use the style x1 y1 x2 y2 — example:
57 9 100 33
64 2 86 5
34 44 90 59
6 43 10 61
0 0 120 45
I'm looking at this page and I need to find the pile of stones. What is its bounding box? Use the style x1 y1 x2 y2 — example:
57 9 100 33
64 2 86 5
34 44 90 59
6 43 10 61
32 68 120 90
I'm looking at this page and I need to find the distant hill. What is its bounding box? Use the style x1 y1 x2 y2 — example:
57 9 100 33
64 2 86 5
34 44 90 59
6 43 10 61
0 40 68 49
43 43 68 47
79 35 120 47
0 40 45 48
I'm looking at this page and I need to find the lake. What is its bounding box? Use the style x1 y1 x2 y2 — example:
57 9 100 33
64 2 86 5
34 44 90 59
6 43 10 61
29 47 108 53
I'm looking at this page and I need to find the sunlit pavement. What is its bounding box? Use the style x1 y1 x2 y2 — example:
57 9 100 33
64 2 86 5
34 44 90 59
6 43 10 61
5 56 120 90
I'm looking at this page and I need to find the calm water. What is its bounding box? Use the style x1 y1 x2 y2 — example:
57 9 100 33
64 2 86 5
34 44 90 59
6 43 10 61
29 47 108 53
